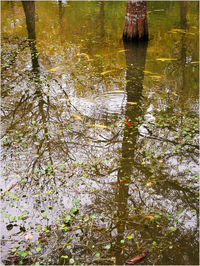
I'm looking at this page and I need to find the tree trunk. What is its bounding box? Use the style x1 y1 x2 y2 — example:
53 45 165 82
123 0 148 41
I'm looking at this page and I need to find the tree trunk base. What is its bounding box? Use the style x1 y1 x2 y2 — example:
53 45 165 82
123 0 149 42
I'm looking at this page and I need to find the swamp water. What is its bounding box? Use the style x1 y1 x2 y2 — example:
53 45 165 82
1 1 199 265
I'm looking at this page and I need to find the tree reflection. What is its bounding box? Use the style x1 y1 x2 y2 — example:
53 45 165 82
115 41 148 265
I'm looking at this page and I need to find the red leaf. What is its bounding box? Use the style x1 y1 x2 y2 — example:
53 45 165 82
125 118 131 127
126 249 150 265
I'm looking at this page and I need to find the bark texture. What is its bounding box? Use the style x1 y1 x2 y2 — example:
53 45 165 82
123 0 148 41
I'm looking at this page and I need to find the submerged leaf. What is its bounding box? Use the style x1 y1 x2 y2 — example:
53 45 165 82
126 249 150 265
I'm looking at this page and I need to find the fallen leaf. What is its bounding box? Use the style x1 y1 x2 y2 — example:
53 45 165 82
126 249 150 265
154 9 164 12
25 233 33 240
47 66 60 72
146 182 152 187
191 61 199 64
145 215 155 221
149 75 162 79
156 58 177 61
73 53 80 57
81 53 90 60
71 114 82 121
127 102 137 105
118 49 127 53
170 28 186 33
101 70 115 75
143 70 154 74
125 118 131 127
88 124 108 129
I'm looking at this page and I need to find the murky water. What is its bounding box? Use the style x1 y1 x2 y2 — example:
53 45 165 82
1 1 199 265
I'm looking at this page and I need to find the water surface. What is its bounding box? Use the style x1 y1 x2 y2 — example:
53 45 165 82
1 1 199 265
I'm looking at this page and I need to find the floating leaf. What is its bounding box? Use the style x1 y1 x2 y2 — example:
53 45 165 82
152 241 157 246
105 244 111 249
170 28 186 34
81 53 90 60
169 227 177 231
125 118 131 127
127 102 137 105
73 53 80 57
95 252 100 257
71 114 82 121
61 255 68 259
149 75 162 79
65 215 71 223
71 207 78 214
25 233 33 240
127 235 133 239
143 70 154 74
118 49 127 53
145 215 155 221
48 66 60 72
101 70 115 75
36 247 41 252
88 124 108 129
69 258 74 264
146 182 152 187
156 58 177 61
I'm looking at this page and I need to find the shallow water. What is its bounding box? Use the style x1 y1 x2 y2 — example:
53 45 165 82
1 1 199 265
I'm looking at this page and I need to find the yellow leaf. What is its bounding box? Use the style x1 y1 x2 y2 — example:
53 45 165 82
101 70 115 75
154 9 164 12
191 61 199 64
25 233 33 240
118 49 127 53
171 28 186 33
72 114 82 121
141 162 146 165
88 124 108 129
143 70 154 74
146 182 152 187
48 66 60 72
156 58 177 62
127 102 137 105
81 53 90 60
149 75 162 79
145 215 155 220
